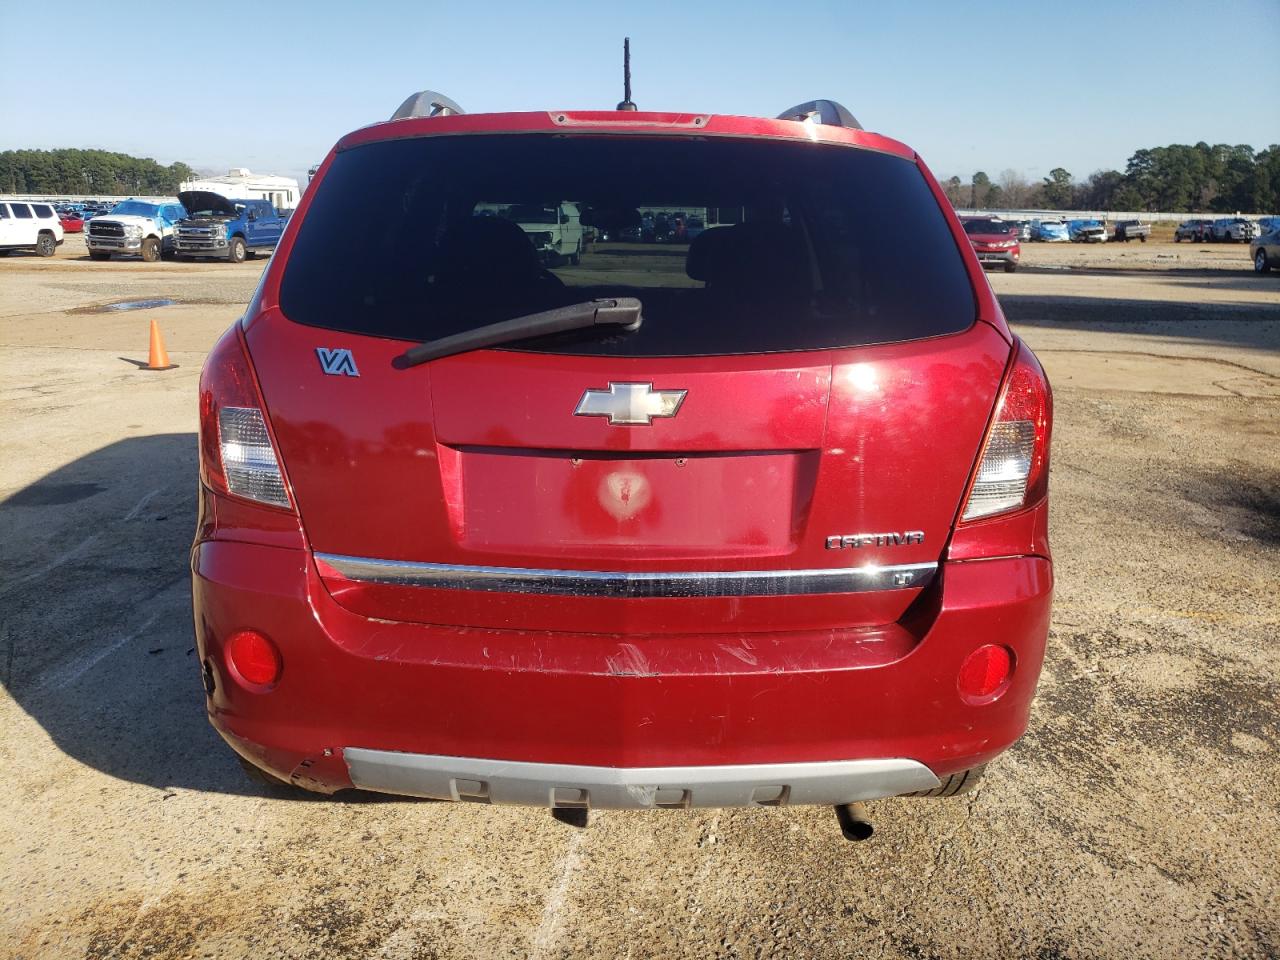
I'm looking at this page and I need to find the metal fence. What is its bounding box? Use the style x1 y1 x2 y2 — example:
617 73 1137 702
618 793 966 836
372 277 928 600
3 196 1275 224
0 193 173 204
956 209 1275 223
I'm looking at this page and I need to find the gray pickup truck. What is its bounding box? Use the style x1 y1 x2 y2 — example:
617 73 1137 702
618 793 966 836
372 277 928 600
1112 220 1151 243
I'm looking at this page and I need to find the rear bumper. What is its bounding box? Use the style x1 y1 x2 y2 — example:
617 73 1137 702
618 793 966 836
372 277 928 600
343 750 939 808
193 539 1052 804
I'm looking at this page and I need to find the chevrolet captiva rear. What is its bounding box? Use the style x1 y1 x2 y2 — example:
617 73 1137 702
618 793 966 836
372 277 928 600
192 94 1052 828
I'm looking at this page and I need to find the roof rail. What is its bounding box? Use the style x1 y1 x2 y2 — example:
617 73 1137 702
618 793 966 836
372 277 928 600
390 91 465 121
775 99 862 130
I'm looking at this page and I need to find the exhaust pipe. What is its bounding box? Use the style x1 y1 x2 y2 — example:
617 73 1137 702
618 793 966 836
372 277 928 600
834 802 874 841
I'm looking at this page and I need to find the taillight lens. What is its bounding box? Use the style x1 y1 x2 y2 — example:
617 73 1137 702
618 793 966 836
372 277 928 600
961 340 1051 522
199 326 292 509
225 629 282 687
958 644 1014 700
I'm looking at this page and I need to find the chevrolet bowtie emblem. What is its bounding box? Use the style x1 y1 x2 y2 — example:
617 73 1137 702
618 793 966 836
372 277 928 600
574 382 688 426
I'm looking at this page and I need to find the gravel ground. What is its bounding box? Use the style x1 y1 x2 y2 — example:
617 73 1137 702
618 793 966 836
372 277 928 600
1 237 1277 959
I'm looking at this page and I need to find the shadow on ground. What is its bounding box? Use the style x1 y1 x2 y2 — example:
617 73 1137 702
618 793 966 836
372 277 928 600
0 433 397 801
1002 293 1280 353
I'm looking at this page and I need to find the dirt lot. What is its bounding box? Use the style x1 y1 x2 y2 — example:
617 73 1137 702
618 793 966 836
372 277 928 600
1 235 1278 959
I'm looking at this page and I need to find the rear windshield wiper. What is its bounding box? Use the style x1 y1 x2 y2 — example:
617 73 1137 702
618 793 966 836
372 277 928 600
393 298 642 368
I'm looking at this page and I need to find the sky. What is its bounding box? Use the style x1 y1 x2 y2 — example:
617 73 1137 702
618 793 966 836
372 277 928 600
2 0 1278 186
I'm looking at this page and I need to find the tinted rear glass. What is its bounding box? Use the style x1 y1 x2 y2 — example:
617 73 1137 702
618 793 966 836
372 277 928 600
281 134 974 356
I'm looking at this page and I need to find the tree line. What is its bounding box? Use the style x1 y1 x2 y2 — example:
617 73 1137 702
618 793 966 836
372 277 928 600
0 148 195 195
943 142 1280 213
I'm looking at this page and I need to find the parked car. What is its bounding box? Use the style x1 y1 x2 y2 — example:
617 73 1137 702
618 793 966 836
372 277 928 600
0 201 64 257
174 192 285 263
1256 216 1280 236
1174 219 1214 242
1008 220 1033 242
1112 220 1150 243
1210 217 1260 243
86 199 187 261
1033 219 1069 242
1068 219 1107 243
58 209 86 233
193 91 1054 827
1250 223 1280 273
961 217 1020 272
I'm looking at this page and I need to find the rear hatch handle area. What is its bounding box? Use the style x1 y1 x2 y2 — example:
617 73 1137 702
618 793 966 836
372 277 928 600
393 298 642 368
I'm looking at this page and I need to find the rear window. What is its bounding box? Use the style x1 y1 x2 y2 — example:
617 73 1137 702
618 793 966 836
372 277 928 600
280 134 974 357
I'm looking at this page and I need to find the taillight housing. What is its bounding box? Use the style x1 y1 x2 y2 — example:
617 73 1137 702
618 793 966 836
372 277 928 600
199 326 293 510
961 339 1051 522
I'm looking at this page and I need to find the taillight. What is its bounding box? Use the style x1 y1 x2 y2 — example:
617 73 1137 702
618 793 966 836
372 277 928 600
225 629 282 687
199 326 292 510
961 339 1051 522
958 644 1014 700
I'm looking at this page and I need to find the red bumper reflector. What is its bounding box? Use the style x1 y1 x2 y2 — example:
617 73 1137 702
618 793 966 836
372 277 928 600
958 644 1013 700
226 629 282 687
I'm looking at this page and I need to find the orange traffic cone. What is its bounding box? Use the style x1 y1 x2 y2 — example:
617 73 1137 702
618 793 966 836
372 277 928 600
143 318 177 371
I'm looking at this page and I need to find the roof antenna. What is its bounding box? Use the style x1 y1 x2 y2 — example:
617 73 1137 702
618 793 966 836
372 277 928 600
616 37 637 111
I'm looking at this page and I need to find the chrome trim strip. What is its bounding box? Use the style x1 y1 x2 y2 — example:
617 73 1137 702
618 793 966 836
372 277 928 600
315 553 937 598
343 749 940 809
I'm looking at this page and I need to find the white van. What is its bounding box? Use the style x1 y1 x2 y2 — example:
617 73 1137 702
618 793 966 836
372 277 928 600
477 201 586 265
0 201 64 257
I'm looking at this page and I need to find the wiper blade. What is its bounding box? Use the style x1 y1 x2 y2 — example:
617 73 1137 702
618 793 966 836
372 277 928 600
393 298 642 368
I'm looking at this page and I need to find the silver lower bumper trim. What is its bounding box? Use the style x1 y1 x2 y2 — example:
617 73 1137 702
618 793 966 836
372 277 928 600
343 748 940 808
316 553 937 598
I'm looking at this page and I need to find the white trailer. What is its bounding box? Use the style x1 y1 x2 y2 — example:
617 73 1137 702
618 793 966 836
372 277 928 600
179 168 301 212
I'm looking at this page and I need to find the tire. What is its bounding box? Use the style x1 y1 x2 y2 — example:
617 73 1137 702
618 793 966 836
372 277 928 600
1139 235 1146 242
1004 260 1018 273
1256 249 1271 274
140 236 160 262
35 232 57 258
906 764 986 798
227 236 247 263
1174 234 1182 242
0 249 11 257
89 251 111 261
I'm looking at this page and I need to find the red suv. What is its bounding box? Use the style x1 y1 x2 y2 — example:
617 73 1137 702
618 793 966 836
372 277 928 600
962 217 1021 272
193 94 1053 827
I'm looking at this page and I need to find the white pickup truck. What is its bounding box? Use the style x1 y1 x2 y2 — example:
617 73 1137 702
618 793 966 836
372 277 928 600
86 199 188 262
0 201 64 257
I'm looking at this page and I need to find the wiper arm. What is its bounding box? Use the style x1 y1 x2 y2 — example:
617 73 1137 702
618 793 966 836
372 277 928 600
393 298 642 368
